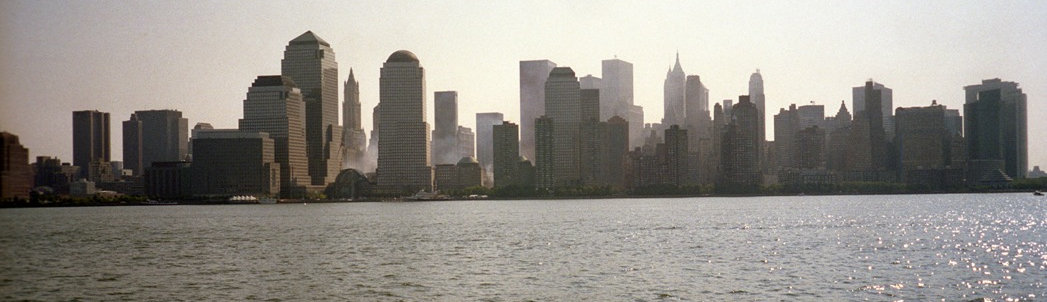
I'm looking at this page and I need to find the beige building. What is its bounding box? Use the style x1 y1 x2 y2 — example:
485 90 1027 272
239 75 310 196
376 50 432 194
281 31 342 187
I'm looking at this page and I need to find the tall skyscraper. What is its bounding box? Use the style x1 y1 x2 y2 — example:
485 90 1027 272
122 110 187 176
601 58 634 120
663 53 686 127
72 110 110 179
376 50 432 194
719 96 761 190
492 121 520 188
1 132 32 200
852 81 894 139
281 30 341 186
964 78 1028 179
845 81 888 172
684 75 710 153
433 91 459 165
476 112 504 184
519 60 557 161
545 67 582 186
749 70 766 142
239 75 309 196
342 69 368 171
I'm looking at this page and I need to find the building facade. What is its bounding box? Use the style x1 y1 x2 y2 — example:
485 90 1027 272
122 110 188 176
239 75 310 196
476 112 504 185
281 30 342 186
545 67 582 186
492 121 520 188
190 130 280 197
433 91 459 165
376 50 432 194
964 78 1028 180
1 132 32 200
663 53 686 128
342 69 368 171
72 110 110 179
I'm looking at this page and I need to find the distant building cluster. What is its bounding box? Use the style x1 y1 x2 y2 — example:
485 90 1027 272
0 33 1037 201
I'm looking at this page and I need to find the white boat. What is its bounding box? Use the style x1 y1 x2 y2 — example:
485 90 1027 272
404 190 449 201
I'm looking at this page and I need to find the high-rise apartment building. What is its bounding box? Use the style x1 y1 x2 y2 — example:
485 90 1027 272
492 121 520 188
342 69 368 171
239 75 309 195
964 78 1028 179
433 91 459 165
281 30 341 186
72 110 110 179
122 110 187 176
519 60 557 162
663 53 686 127
545 67 582 186
376 50 432 194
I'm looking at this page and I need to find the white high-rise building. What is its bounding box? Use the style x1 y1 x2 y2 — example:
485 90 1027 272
433 91 459 165
376 50 432 194
601 58 639 147
663 53 686 128
749 70 766 142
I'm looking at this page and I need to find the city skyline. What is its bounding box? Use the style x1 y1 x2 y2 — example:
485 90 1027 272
1 1 1045 168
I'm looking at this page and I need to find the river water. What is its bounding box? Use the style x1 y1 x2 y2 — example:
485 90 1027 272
1 193 1044 301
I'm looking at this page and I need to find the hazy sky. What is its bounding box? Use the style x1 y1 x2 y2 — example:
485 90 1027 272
2 0 1045 169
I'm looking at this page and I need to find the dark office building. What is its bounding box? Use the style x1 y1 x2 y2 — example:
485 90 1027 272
123 110 188 176
72 110 110 179
1 132 32 200
964 78 1027 180
719 96 761 190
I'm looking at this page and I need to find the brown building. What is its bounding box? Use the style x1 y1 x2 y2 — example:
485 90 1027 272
1 132 32 200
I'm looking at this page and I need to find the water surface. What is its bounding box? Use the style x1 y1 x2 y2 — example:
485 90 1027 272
1 193 1044 300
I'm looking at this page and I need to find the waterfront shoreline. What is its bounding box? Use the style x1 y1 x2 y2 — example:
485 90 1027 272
2 188 1043 208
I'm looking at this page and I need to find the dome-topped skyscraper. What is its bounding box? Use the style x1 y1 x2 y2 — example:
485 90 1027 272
376 50 433 194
